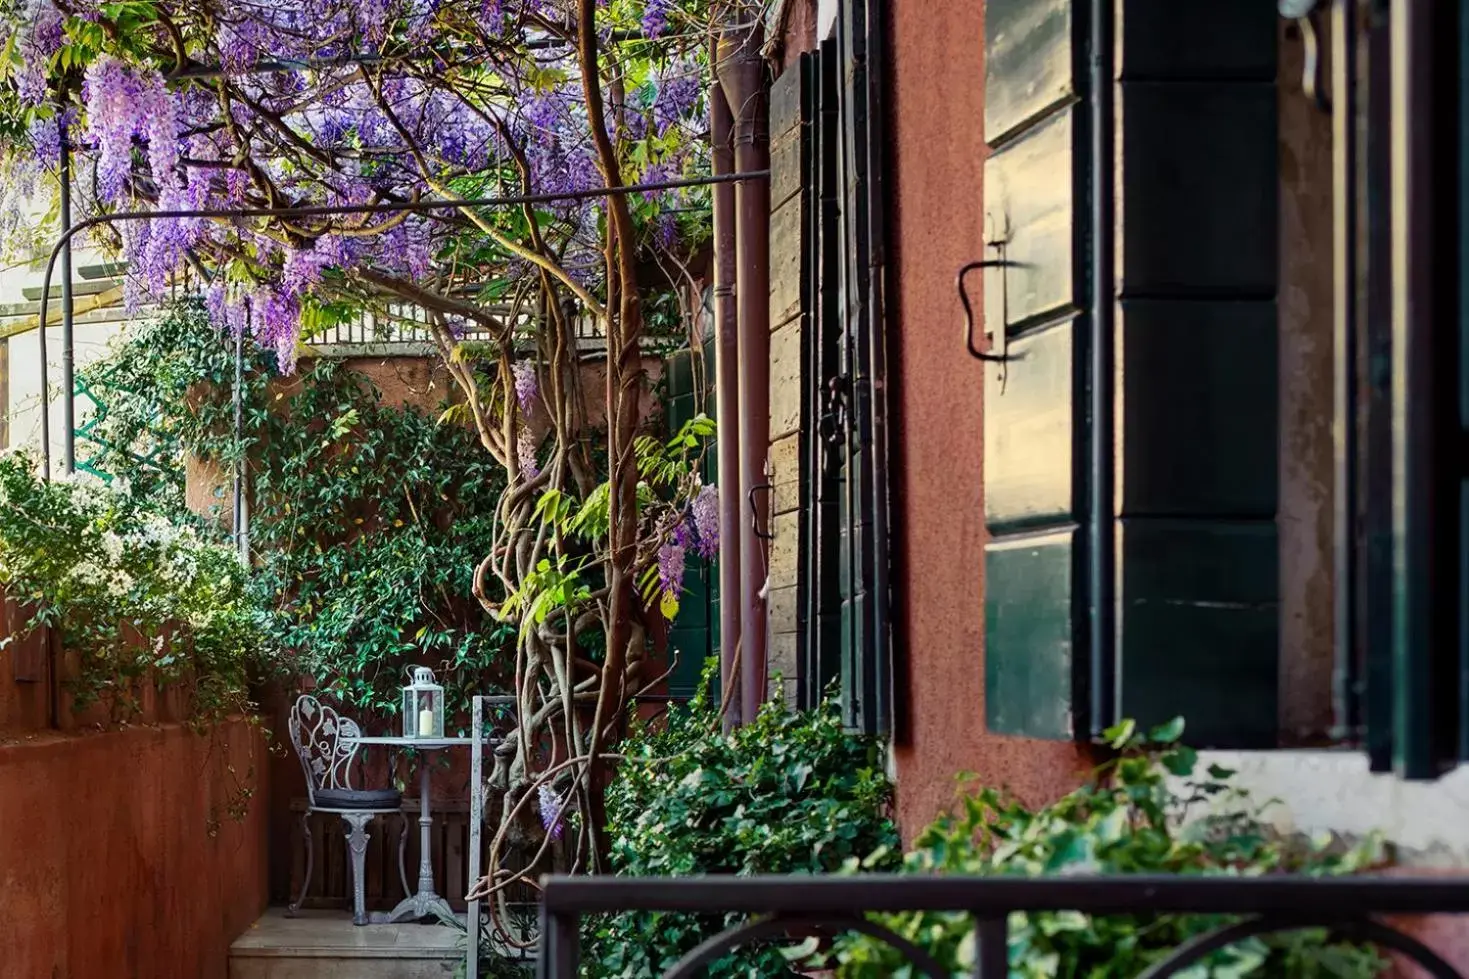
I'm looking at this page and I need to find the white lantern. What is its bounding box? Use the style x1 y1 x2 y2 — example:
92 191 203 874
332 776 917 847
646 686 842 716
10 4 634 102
403 667 445 739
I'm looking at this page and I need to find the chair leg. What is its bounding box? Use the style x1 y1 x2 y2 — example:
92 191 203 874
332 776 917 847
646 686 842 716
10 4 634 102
287 810 313 918
343 812 373 926
397 810 411 900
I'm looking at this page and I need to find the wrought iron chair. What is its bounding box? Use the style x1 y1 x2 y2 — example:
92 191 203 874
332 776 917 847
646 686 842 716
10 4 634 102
287 694 410 925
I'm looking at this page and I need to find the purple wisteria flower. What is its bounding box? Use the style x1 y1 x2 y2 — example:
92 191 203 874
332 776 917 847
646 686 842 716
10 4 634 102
654 70 700 135
641 0 672 38
14 1 64 106
656 211 679 250
538 783 563 840
657 541 686 600
641 160 673 200
690 484 718 559
517 427 540 480
512 360 538 414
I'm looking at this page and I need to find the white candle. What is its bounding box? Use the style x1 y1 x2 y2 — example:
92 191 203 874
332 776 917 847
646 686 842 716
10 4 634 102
418 707 434 738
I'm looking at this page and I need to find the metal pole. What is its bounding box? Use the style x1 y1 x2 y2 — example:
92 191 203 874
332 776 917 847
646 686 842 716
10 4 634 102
59 118 75 476
234 309 248 564
467 696 483 979
1329 0 1361 740
33 170 770 475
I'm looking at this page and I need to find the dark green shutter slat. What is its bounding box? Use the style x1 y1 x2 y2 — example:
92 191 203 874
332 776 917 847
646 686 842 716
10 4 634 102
802 40 845 712
982 0 1089 740
1382 0 1468 779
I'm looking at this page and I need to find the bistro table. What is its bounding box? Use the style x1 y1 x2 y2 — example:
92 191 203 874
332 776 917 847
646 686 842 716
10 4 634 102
354 735 473 924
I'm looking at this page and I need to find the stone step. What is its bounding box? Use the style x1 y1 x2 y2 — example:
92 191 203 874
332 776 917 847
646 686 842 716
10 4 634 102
229 908 461 979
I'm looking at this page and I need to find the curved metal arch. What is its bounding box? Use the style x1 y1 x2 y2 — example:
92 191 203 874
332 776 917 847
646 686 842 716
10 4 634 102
661 912 952 979
1137 914 1464 979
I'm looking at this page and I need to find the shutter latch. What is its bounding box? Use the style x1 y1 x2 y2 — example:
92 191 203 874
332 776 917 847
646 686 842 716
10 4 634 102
820 374 849 447
958 247 1019 392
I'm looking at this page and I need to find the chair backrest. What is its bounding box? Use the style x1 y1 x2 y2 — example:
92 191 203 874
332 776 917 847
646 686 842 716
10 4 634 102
287 694 363 808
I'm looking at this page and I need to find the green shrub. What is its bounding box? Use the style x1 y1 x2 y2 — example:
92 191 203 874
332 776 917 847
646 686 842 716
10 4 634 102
825 719 1387 979
0 449 259 722
585 672 901 977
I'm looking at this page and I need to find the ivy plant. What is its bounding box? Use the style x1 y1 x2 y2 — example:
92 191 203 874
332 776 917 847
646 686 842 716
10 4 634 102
583 667 901 978
825 719 1387 979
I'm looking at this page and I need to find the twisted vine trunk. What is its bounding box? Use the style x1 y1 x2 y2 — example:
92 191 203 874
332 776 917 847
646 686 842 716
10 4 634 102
577 0 646 866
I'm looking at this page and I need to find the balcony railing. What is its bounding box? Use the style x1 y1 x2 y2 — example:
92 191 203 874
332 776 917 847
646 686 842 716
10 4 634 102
537 874 1469 978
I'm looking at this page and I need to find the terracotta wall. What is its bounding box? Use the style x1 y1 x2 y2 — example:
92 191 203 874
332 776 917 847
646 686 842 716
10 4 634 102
0 719 270 979
883 0 1096 834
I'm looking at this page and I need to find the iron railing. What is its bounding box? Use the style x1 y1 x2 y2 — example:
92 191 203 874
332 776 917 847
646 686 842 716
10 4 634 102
303 300 606 354
537 874 1469 977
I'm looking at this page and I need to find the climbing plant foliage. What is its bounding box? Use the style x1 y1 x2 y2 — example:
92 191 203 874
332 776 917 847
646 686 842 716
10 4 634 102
81 298 516 719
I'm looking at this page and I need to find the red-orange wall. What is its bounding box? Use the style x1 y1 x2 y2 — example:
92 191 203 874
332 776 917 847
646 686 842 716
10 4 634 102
884 0 1097 835
0 719 269 979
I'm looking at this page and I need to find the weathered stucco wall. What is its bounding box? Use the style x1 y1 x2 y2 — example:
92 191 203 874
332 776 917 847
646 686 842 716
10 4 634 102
884 0 1096 834
0 718 270 979
1277 19 1337 743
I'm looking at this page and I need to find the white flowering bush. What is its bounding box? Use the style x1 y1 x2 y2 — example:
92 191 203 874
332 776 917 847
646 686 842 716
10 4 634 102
0 449 258 721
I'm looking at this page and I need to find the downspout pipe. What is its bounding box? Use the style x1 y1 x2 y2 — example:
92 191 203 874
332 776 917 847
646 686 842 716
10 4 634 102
717 20 771 725
710 79 743 729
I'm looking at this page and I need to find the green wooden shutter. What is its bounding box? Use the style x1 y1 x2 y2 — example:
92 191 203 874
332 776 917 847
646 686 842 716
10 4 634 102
982 1 1280 746
663 344 718 701
1375 0 1469 779
797 45 844 711
790 16 894 735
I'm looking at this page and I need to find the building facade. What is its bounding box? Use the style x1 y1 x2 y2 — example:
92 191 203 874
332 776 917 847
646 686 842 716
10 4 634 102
750 0 1469 909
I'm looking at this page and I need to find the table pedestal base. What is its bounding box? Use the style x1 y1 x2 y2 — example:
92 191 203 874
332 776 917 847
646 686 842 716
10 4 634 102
382 889 456 924
382 752 455 925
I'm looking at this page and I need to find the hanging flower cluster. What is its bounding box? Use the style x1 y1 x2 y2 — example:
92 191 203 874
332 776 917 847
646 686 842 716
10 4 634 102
517 427 541 480
656 540 686 601
688 483 718 559
512 360 538 414
641 0 672 38
653 482 718 608
537 783 564 840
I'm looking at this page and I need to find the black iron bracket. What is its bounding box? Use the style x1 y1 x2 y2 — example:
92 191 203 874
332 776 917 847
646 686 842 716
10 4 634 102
958 252 1019 392
748 483 775 540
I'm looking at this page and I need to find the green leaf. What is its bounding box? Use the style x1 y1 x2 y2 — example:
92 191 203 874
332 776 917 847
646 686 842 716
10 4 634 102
1102 718 1136 749
1161 745 1198 777
1147 716 1186 744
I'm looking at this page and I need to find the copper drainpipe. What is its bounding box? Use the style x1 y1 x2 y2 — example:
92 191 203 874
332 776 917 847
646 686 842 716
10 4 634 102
710 79 743 729
716 21 770 724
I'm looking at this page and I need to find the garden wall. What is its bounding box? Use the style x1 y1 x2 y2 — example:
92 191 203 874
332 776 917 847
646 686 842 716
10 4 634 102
0 718 269 979
0 589 270 979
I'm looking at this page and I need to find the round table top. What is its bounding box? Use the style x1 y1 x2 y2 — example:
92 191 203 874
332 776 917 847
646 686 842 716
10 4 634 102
353 735 476 747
